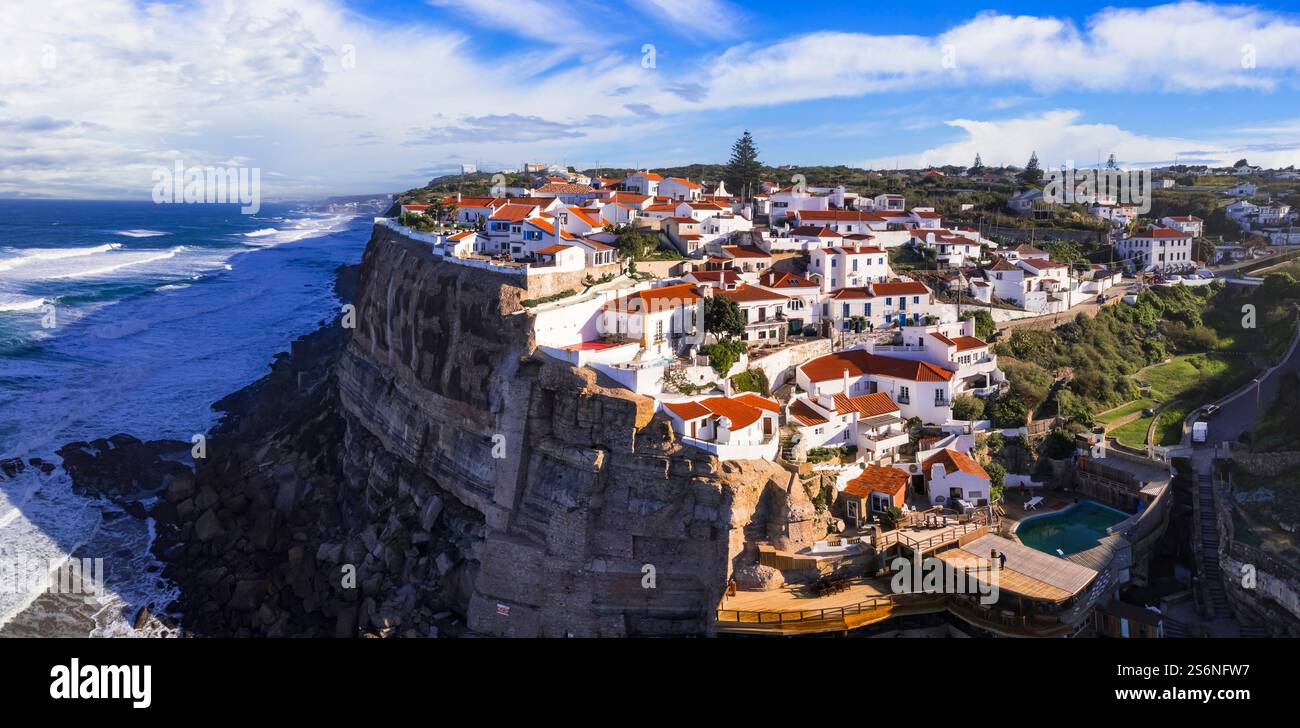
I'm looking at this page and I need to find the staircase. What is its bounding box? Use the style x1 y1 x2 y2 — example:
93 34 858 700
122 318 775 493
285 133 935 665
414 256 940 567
1196 471 1232 618
1163 617 1192 638
779 434 796 462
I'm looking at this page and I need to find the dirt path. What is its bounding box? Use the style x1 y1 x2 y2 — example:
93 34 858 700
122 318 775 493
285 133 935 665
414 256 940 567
994 282 1129 333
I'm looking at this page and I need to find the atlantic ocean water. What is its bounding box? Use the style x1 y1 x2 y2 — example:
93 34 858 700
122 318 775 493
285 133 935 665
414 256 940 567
0 200 373 636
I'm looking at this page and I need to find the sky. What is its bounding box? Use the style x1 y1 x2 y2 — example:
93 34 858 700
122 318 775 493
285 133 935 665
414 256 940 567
4 0 1300 200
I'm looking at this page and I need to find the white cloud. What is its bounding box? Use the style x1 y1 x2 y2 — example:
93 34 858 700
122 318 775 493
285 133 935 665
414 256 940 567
862 109 1300 170
637 0 740 39
4 1 1300 199
638 2 1300 113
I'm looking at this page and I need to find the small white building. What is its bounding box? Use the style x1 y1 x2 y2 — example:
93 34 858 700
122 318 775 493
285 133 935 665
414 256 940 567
661 393 780 460
1160 215 1204 238
658 177 703 201
1116 227 1195 272
923 448 992 508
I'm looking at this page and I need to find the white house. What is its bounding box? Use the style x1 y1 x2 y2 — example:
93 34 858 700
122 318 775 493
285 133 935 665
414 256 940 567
795 347 959 424
622 171 663 196
1092 203 1138 228
661 393 780 460
1160 215 1203 238
718 284 789 347
1116 227 1195 272
821 279 938 332
911 229 983 268
787 391 909 464
599 282 705 361
658 177 703 201
810 245 892 291
768 186 828 224
923 448 992 508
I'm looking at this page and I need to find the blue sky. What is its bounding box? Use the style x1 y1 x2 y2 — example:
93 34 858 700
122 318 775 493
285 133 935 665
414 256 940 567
4 0 1300 199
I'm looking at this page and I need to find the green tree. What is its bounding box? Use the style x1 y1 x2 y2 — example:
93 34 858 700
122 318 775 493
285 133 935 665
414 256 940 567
704 295 745 338
700 338 746 377
1019 151 1043 184
959 309 995 340
952 394 985 422
971 153 984 172
989 395 1028 428
984 461 1006 493
725 130 763 201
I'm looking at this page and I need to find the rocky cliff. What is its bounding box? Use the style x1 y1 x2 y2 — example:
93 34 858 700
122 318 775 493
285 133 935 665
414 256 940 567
127 225 821 637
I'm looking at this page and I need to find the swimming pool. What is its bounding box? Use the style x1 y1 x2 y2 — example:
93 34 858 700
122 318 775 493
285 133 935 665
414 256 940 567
1015 500 1130 556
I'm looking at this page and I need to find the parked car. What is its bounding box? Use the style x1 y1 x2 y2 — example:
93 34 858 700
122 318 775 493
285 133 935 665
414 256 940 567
1203 404 1220 417
1193 421 1208 443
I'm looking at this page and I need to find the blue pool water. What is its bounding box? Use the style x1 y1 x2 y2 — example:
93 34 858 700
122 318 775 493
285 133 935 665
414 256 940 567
1015 500 1130 556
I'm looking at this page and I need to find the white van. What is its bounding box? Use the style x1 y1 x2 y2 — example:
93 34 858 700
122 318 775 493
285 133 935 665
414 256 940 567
1192 421 1208 444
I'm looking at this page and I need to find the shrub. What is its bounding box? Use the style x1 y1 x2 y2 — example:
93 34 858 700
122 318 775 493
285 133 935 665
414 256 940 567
730 368 769 394
951 394 985 421
700 338 747 377
989 395 1028 428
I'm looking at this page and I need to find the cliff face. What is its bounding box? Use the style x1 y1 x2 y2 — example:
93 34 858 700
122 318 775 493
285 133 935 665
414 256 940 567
139 225 818 637
334 227 819 636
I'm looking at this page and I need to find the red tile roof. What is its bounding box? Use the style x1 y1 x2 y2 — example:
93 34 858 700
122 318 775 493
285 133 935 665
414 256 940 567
722 245 771 259
832 392 900 417
923 448 990 481
664 394 779 431
843 465 909 497
604 283 703 313
488 203 538 222
720 284 789 304
871 281 929 296
800 349 954 383
789 398 829 426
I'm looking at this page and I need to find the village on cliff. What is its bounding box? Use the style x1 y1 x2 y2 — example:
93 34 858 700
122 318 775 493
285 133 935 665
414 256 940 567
377 155 1297 637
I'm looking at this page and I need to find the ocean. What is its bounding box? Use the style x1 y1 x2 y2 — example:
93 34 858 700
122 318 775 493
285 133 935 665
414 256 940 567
0 199 373 636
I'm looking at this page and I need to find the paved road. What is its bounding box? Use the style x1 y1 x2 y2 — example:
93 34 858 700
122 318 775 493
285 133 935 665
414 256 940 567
1197 319 1300 447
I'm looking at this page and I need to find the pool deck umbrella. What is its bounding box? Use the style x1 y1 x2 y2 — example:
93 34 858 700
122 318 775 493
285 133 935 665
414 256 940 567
936 534 1099 603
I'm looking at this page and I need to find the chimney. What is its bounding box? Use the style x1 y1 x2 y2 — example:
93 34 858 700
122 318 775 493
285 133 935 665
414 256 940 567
841 368 850 396
457 191 462 203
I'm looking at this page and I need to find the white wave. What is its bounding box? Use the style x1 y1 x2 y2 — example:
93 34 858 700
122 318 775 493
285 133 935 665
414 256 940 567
0 295 48 312
0 243 121 273
114 229 170 238
46 246 185 280
237 213 354 249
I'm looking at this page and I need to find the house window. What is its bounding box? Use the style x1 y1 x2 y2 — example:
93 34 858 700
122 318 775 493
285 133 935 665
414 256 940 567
842 303 850 317
869 493 892 513
898 386 910 403
935 389 947 406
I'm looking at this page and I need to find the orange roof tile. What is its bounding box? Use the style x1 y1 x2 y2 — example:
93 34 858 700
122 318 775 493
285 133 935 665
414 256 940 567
799 349 954 383
923 449 990 481
789 398 829 426
843 465 909 497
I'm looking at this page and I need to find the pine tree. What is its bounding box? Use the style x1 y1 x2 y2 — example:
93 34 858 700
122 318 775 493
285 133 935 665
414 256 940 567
1020 151 1043 184
972 153 983 171
1106 153 1117 169
725 131 763 201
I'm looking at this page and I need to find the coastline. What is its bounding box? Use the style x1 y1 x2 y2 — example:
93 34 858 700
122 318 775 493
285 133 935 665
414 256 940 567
0 262 360 638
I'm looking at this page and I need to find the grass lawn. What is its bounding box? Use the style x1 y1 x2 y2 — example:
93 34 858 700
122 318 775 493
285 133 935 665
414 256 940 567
1154 402 1193 446
1139 353 1255 403
1097 398 1155 424
1112 416 1154 448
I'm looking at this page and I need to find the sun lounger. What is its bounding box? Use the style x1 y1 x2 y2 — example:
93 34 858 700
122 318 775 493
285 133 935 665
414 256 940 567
1025 496 1044 511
